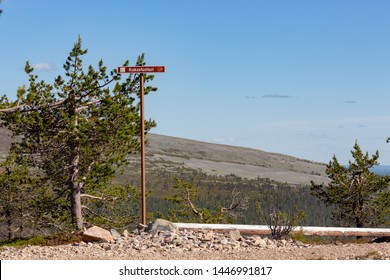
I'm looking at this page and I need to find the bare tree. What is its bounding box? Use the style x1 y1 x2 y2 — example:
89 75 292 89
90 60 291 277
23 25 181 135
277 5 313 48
267 208 305 240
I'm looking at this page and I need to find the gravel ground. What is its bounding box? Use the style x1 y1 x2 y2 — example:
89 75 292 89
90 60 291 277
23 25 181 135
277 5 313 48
2 243 390 260
1 229 390 260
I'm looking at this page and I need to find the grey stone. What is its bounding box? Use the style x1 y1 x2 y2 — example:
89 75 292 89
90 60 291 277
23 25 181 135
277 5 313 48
150 219 179 236
110 229 122 240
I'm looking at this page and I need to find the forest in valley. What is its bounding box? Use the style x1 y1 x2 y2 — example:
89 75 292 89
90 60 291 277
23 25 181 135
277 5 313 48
123 166 334 227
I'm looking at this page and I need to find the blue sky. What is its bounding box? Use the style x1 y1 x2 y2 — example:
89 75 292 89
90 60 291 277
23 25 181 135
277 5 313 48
1 0 390 164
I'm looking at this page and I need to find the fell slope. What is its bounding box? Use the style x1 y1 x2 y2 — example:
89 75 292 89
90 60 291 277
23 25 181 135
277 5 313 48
0 127 329 185
146 134 329 185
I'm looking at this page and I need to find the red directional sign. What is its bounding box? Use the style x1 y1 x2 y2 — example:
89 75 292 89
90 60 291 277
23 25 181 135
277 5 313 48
117 66 165 73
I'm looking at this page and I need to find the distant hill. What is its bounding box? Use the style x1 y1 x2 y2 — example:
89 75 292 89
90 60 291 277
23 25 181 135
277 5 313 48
145 134 330 185
0 127 331 185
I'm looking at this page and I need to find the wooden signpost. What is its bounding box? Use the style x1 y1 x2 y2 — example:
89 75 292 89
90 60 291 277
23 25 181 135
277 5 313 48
117 65 165 225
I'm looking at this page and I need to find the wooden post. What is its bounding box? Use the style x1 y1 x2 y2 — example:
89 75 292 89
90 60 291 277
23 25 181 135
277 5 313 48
140 73 146 225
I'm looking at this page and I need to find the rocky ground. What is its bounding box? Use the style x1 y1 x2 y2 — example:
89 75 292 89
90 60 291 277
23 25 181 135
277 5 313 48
1 228 390 260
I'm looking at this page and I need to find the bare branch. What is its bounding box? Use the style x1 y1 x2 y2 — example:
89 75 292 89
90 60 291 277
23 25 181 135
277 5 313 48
80 194 103 200
185 187 204 220
75 99 102 112
221 186 246 213
0 99 65 113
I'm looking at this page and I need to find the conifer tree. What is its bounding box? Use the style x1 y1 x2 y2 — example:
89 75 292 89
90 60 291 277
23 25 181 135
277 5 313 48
310 142 390 227
0 37 157 230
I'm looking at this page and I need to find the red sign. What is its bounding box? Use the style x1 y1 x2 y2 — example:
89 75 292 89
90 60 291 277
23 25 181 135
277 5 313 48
117 66 165 73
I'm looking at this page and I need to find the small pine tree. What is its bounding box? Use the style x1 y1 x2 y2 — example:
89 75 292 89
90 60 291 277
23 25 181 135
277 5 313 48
310 142 390 227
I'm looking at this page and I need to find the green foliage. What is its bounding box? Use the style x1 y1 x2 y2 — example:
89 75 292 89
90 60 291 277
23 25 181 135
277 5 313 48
0 148 41 240
311 142 390 227
0 235 47 247
84 183 142 230
0 232 81 247
290 230 315 244
0 37 157 231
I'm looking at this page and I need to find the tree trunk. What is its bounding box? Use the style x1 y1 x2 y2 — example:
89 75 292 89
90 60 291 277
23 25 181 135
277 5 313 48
70 142 83 231
69 102 83 231
70 181 83 231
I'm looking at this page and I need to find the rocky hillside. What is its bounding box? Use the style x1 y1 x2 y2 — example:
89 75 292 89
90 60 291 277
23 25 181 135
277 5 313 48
0 127 329 185
145 134 329 185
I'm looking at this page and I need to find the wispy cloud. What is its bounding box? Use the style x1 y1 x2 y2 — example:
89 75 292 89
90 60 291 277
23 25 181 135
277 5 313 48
262 94 293 99
345 100 357 104
245 95 257 99
32 62 56 71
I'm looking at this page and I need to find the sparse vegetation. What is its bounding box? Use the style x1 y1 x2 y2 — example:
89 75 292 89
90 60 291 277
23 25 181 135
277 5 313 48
0 232 81 247
266 208 305 240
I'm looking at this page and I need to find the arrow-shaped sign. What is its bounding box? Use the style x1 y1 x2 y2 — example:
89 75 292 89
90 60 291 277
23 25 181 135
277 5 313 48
117 66 165 73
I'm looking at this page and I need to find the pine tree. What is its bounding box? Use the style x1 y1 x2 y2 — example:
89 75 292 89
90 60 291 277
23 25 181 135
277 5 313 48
0 37 157 231
310 142 390 227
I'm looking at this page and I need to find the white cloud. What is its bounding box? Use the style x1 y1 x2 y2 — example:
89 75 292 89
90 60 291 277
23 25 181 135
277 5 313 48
32 63 55 71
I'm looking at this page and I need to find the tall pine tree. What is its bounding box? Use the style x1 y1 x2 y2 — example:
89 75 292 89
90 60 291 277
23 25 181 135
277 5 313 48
0 37 157 231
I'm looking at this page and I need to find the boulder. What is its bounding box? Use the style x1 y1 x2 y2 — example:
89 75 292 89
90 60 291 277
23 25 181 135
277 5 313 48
149 219 179 236
82 226 114 243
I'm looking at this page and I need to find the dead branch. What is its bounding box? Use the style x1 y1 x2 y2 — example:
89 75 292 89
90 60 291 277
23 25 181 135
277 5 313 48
80 194 103 200
185 187 204 220
221 186 247 213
